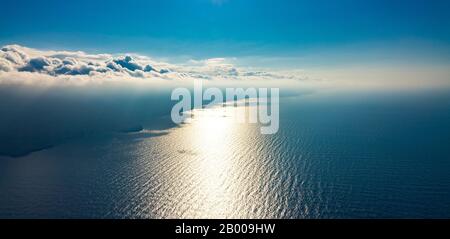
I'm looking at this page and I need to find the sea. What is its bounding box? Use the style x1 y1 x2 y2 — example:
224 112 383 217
1 89 450 218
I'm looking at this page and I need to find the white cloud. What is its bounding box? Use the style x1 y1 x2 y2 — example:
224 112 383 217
0 44 308 86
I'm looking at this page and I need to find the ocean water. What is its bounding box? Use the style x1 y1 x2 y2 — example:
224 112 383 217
1 90 450 218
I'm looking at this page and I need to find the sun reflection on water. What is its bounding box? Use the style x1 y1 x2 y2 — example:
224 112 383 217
135 103 281 218
187 106 239 218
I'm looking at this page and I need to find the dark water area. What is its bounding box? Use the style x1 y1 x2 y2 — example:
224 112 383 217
1 89 450 218
0 86 175 157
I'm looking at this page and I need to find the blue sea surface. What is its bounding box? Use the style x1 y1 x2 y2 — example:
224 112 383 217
0 90 450 218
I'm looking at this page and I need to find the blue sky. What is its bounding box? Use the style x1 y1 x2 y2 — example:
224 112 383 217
1 0 450 66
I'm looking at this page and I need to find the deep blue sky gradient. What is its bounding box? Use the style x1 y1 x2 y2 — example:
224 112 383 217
1 0 450 62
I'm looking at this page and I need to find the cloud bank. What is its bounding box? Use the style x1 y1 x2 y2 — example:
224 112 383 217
2 44 448 90
0 45 305 86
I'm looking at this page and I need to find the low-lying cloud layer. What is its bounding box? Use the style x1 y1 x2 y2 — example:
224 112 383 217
2 44 448 90
0 45 305 85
